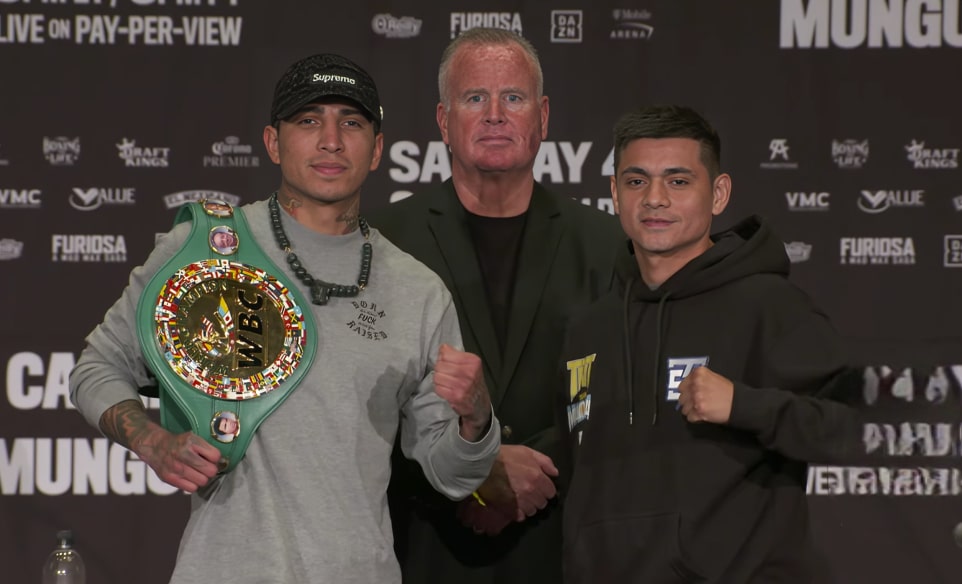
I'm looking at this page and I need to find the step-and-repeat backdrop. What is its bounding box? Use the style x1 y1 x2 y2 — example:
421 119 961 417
1 1 960 582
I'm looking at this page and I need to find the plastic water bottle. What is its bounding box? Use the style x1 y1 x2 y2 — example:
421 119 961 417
41 530 87 584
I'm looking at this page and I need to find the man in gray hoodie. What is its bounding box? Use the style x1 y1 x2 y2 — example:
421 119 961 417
70 52 499 584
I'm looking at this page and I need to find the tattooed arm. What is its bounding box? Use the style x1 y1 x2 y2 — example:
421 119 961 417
99 399 222 493
66 215 223 492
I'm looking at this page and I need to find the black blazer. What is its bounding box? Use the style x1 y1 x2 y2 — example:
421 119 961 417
368 178 624 584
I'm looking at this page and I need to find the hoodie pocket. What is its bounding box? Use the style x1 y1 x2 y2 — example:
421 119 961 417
566 511 706 584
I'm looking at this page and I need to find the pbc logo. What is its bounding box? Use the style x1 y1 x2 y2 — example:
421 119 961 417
666 357 709 401
785 191 829 211
551 10 582 43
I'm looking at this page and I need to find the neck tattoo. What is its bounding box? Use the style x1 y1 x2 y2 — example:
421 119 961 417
337 211 360 233
268 192 372 305
280 195 302 214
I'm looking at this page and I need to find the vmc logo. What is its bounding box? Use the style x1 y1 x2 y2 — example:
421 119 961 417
785 191 830 211
0 188 41 209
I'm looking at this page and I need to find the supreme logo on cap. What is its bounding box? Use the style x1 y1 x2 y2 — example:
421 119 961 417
312 74 356 85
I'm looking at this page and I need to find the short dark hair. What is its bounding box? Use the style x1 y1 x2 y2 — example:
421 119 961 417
613 105 721 178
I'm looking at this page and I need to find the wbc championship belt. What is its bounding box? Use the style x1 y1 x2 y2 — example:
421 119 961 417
136 200 316 473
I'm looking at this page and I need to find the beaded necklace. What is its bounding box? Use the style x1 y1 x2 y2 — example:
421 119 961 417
267 192 372 306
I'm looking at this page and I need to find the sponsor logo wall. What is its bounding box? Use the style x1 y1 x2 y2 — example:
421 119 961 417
1 1 959 583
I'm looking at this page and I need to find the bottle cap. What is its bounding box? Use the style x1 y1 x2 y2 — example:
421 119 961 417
55 530 74 547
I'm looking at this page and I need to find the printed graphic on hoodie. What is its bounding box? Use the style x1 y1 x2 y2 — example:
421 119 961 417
665 356 710 401
566 354 595 442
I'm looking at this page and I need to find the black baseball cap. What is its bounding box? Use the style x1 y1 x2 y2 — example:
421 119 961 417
269 53 383 131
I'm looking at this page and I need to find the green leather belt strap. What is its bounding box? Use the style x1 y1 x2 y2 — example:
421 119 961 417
136 200 317 473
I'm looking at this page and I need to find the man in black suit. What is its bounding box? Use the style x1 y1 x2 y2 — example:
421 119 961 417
368 27 623 584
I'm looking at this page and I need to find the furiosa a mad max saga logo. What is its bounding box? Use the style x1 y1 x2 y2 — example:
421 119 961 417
840 237 915 265
450 12 522 38
51 234 127 263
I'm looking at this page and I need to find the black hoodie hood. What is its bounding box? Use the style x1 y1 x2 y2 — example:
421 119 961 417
615 214 790 301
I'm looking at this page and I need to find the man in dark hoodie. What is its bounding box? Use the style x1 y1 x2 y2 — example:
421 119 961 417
558 105 861 583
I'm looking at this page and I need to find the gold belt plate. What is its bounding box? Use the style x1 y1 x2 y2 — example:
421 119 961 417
154 259 308 400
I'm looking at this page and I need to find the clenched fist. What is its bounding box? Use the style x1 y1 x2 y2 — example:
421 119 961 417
433 343 492 441
677 365 734 424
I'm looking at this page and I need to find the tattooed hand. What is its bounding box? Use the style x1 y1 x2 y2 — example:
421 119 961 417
99 399 222 492
433 344 493 442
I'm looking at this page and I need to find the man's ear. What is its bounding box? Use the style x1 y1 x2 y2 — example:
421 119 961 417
610 175 621 215
711 173 732 216
263 125 281 164
370 132 384 171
